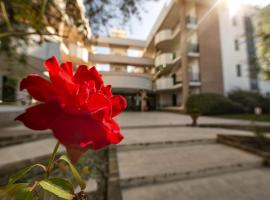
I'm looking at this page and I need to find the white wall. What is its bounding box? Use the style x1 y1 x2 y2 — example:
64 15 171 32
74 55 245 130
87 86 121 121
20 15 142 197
218 2 251 94
26 41 61 61
102 72 152 91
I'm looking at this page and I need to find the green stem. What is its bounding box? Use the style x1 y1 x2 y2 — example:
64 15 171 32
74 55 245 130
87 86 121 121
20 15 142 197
46 141 60 178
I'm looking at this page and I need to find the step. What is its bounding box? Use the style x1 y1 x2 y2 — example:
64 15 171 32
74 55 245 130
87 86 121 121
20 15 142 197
120 127 253 147
117 143 262 188
0 138 65 183
122 168 270 200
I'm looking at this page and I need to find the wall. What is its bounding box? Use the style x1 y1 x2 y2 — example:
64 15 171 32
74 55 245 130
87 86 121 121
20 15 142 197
197 3 224 94
218 2 251 94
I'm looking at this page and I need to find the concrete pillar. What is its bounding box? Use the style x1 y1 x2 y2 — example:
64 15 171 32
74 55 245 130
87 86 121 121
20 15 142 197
0 75 3 102
179 0 189 111
140 90 147 112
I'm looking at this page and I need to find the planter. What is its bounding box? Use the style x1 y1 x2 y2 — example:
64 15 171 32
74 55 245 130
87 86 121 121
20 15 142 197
189 113 200 126
217 134 270 166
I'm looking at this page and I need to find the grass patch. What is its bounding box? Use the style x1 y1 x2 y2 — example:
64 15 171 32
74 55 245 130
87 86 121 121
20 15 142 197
218 114 270 122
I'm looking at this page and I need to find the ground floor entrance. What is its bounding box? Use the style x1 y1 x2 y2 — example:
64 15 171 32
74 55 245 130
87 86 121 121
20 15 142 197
116 92 156 111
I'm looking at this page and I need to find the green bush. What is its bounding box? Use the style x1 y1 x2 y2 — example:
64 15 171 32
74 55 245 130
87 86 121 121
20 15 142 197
186 93 245 115
228 89 269 113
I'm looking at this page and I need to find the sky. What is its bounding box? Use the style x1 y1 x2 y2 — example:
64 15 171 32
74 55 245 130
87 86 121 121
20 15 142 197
120 0 270 40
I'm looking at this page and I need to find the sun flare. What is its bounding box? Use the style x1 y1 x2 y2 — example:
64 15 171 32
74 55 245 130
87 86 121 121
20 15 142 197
228 0 241 17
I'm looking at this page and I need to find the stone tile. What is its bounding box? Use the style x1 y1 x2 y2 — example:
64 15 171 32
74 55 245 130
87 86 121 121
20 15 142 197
122 168 270 200
0 138 65 168
120 127 253 146
117 144 261 180
116 112 270 128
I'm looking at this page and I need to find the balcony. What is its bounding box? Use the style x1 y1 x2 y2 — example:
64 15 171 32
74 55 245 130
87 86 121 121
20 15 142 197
155 52 181 68
186 16 198 30
154 28 181 50
61 44 89 64
189 72 201 86
101 71 153 92
188 43 200 58
89 53 154 67
156 77 181 91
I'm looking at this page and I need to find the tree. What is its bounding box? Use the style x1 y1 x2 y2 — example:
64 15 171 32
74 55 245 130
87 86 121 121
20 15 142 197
257 4 270 79
0 0 157 61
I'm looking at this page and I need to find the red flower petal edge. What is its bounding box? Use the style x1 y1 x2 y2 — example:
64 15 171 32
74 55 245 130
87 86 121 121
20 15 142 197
16 56 126 163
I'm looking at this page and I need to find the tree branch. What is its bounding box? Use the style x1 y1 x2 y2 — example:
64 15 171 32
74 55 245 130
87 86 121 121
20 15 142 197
0 31 67 38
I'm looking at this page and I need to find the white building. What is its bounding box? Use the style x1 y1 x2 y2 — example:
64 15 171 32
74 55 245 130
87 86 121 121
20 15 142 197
218 1 270 95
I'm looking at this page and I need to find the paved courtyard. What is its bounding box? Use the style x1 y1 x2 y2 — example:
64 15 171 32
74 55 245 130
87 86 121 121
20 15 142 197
0 110 270 199
116 112 270 200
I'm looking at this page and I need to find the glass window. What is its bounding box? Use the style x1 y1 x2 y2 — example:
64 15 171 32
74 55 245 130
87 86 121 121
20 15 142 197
236 64 241 77
96 64 110 72
127 49 143 57
234 39 239 51
93 46 111 54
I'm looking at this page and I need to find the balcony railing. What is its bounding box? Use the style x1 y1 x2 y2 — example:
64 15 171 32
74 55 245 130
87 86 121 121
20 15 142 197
155 52 181 68
186 16 198 29
188 44 200 57
154 27 181 48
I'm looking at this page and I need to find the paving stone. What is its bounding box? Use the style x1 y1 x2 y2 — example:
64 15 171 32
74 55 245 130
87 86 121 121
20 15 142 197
117 144 262 181
122 168 270 200
120 127 253 146
0 138 65 169
116 112 270 128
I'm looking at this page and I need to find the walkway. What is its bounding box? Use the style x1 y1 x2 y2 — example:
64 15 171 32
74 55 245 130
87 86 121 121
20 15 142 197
0 111 270 199
116 112 270 200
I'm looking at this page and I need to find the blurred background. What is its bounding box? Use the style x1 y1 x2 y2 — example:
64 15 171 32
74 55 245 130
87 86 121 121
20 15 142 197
0 0 270 199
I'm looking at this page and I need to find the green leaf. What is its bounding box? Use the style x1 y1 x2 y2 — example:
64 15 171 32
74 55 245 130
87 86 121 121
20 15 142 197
0 183 38 200
0 183 28 197
8 164 47 184
39 178 74 200
12 187 37 200
58 155 86 190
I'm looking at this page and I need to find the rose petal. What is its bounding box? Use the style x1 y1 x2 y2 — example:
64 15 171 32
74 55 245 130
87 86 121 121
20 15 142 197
15 101 62 130
101 85 112 98
44 56 60 77
44 56 77 97
50 114 121 152
111 96 127 117
20 74 58 102
61 62 73 77
74 66 103 90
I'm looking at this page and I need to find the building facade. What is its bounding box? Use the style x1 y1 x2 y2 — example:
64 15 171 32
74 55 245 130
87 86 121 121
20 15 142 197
1 0 269 111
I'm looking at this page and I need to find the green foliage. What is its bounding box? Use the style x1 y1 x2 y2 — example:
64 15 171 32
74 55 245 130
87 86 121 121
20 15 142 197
0 0 158 61
58 155 86 190
228 89 269 113
39 178 74 199
257 5 270 76
8 164 46 184
186 93 244 115
1 142 87 199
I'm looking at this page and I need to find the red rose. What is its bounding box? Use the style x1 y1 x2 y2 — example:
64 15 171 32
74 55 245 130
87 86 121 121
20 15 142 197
16 56 126 163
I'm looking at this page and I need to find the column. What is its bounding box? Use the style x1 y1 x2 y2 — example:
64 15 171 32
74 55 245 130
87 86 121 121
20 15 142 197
179 0 189 111
0 75 2 102
140 90 147 112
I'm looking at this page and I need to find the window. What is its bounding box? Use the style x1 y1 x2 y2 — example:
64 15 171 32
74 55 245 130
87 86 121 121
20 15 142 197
232 17 237 26
93 46 110 55
236 64 241 77
234 39 239 51
127 49 143 57
96 64 110 72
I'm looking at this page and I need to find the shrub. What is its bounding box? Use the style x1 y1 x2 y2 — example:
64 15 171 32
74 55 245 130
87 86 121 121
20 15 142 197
186 93 245 115
228 89 269 113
